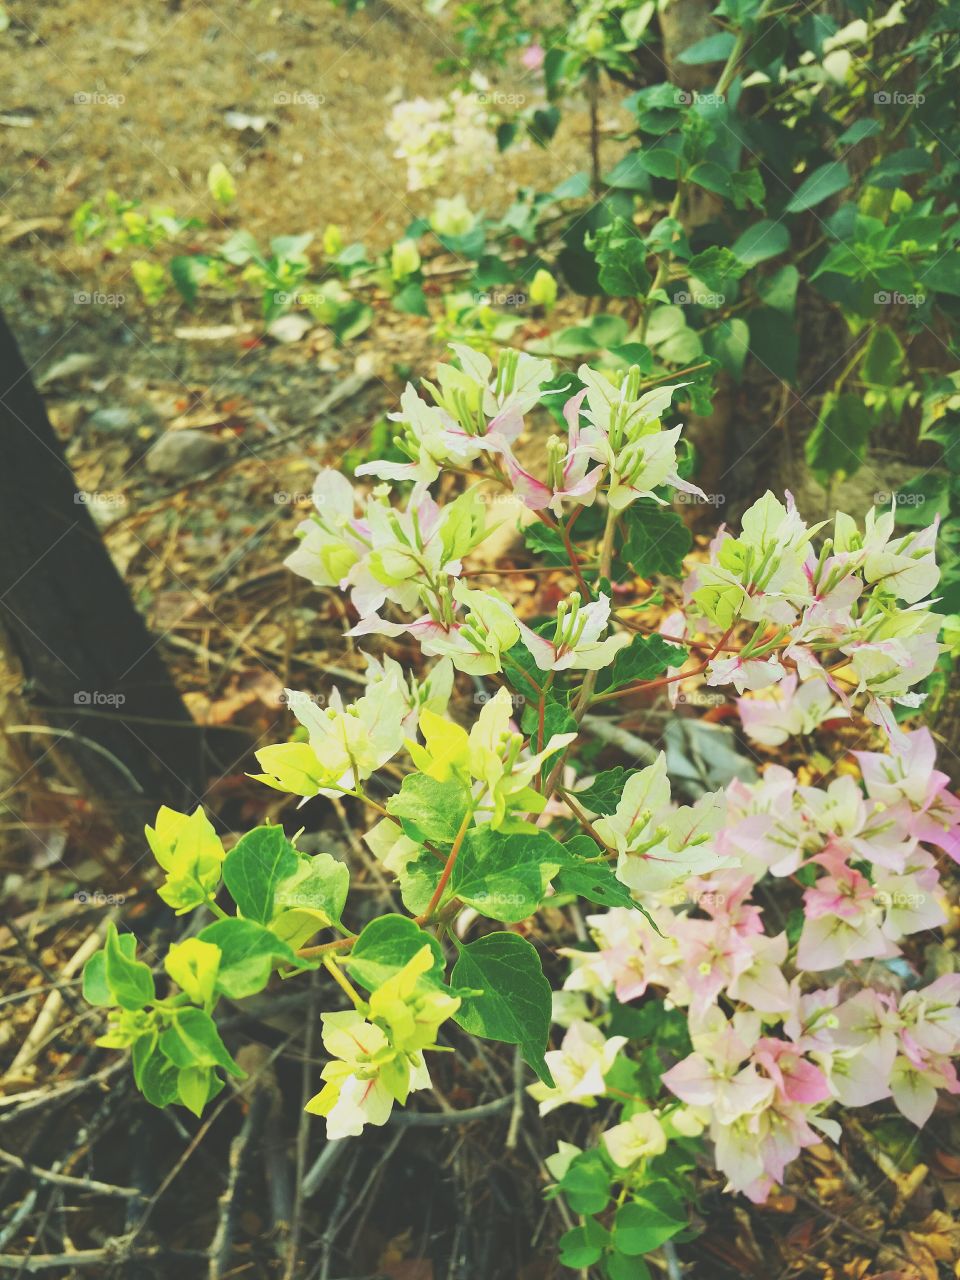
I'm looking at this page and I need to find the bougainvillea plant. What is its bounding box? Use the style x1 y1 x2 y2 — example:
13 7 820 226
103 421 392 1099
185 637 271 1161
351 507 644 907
84 345 959 1274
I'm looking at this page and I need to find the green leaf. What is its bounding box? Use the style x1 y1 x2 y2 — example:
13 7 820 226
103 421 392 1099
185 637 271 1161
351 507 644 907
207 161 237 205
452 933 554 1083
345 915 445 992
805 391 875 483
606 1253 651 1280
786 160 850 212
869 147 933 188
83 930 138 1007
522 521 568 565
613 1198 685 1255
451 829 565 922
177 1065 216 1117
862 325 905 387
557 1149 613 1214
170 255 210 307
747 307 798 383
573 767 631 815
758 264 798 314
677 31 736 63
638 147 682 180
729 168 765 211
553 850 640 911
687 162 731 198
159 1007 244 1077
197 918 298 999
687 246 747 293
604 150 653 191
599 238 652 297
838 118 882 146
621 501 692 577
270 851 350 950
223 825 299 923
103 923 155 1012
387 774 472 844
603 633 676 692
393 281 429 316
645 305 703 364
138 1044 180 1108
731 219 790 266
704 318 750 380
559 1219 610 1268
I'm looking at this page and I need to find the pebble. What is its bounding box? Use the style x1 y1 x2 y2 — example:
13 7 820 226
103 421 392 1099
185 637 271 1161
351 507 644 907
144 429 229 479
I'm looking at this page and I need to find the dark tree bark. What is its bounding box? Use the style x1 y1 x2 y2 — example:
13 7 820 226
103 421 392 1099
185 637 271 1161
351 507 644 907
0 311 202 825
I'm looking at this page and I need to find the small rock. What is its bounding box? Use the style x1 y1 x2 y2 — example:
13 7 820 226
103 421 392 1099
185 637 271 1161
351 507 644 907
145 429 228 480
89 406 136 433
268 313 313 344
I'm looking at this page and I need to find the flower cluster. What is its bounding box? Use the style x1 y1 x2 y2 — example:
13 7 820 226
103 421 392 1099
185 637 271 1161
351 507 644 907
687 494 941 729
386 90 496 191
540 723 960 1201
102 341 956 1228
306 946 461 1138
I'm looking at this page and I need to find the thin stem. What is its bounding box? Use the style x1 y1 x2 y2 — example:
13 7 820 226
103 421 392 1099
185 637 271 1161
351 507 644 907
573 503 619 721
416 802 475 925
322 956 366 1009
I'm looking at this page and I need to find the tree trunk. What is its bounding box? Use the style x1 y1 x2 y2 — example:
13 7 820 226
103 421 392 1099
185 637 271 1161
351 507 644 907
0 311 202 833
